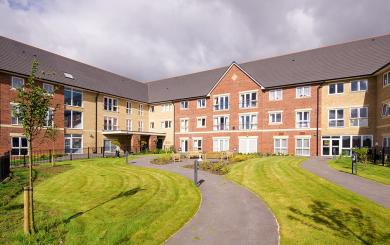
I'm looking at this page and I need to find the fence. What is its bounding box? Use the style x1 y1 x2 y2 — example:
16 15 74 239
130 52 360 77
367 147 390 165
0 153 10 181
7 146 132 167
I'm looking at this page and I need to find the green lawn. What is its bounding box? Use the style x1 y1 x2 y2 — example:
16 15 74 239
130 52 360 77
329 157 390 185
0 157 200 244
226 156 390 244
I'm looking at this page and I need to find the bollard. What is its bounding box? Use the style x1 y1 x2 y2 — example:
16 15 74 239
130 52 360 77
23 187 30 234
352 152 357 175
125 151 129 164
194 159 199 186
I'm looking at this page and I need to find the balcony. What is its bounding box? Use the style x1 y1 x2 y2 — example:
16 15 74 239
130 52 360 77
238 123 258 130
213 124 229 131
239 100 257 108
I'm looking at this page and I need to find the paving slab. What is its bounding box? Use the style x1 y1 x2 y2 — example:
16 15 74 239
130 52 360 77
302 158 390 208
130 156 279 245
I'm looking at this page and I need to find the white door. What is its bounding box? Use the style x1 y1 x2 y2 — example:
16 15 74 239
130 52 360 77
239 138 257 154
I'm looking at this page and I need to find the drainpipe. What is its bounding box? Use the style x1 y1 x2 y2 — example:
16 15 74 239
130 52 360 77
316 84 321 156
173 101 176 151
95 93 99 149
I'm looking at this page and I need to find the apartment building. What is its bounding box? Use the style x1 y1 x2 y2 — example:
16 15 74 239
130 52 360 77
0 34 390 156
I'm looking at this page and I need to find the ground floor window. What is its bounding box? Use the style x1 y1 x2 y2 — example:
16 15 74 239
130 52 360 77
193 138 202 151
296 138 310 156
65 134 82 154
322 135 372 156
104 139 118 153
274 138 287 154
180 139 188 152
11 136 28 155
384 137 390 147
213 138 229 152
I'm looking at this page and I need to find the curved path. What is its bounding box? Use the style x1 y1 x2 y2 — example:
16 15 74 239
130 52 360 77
303 158 390 208
130 156 279 245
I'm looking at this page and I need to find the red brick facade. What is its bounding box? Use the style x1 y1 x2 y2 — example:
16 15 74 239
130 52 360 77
174 64 321 156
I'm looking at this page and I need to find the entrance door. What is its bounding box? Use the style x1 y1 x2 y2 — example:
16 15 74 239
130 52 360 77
180 139 188 152
331 139 340 156
322 137 341 156
239 137 257 154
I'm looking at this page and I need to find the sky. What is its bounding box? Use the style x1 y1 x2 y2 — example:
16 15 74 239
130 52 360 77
1 0 390 82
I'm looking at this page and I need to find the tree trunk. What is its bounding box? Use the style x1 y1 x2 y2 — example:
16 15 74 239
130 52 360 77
51 142 55 167
28 140 36 233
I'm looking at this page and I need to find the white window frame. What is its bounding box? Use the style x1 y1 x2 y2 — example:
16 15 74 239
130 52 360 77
138 121 144 131
138 104 144 116
11 76 24 90
384 72 390 87
126 119 132 131
350 107 368 127
65 110 83 129
104 139 118 153
161 120 172 129
328 83 344 95
104 97 118 112
214 94 229 111
11 136 28 156
150 121 155 129
295 137 310 156
213 137 229 152
213 115 229 131
196 117 206 128
43 108 54 127
269 111 283 125
269 89 283 101
43 83 54 94
149 105 155 112
197 99 206 108
180 118 189 132
193 138 203 151
162 103 172 112
64 134 83 154
328 109 344 128
296 111 310 128
383 103 390 117
64 87 83 107
180 101 189 110
126 101 132 114
239 113 257 130
10 103 21 125
239 91 257 108
274 137 288 154
296 86 311 98
103 116 118 131
351 79 368 92
384 137 390 147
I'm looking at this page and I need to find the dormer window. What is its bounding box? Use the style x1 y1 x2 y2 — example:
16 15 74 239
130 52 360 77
64 73 74 79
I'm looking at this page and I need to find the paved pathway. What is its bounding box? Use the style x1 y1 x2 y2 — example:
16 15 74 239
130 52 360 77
302 158 390 208
130 156 279 245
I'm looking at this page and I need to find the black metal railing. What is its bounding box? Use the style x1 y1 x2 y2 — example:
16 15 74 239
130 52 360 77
0 153 10 181
366 147 390 165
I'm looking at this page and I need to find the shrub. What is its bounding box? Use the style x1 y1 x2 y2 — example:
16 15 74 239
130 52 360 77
197 160 230 175
151 154 172 165
354 148 369 165
229 154 256 163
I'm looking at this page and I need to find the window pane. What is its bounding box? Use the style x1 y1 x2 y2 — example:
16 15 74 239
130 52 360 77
342 136 350 148
360 108 368 118
360 80 367 91
72 111 82 128
21 137 27 147
337 109 344 119
337 83 344 93
329 110 335 119
362 136 372 147
351 81 358 91
352 136 361 148
351 109 358 118
12 137 19 147
329 84 335 94
64 110 72 128
73 90 82 106
64 89 72 105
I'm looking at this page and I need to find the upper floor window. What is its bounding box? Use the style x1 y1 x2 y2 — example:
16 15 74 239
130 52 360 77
65 110 83 129
197 99 206 108
149 106 155 112
384 137 390 147
214 95 229 111
269 89 282 101
161 120 172 129
104 116 118 131
126 101 132 114
239 114 257 130
162 103 172 112
139 121 144 131
150 122 155 129
11 103 21 125
384 72 390 87
239 92 257 108
329 109 344 127
269 111 282 124
180 119 189 132
296 111 310 128
329 83 344 94
139 104 144 116
11 136 28 156
296 86 311 98
44 109 54 127
350 107 368 127
64 87 82 107
197 117 206 128
213 115 229 131
43 83 54 94
180 101 189 109
126 119 132 131
382 103 390 117
104 97 118 112
11 77 24 89
351 80 367 92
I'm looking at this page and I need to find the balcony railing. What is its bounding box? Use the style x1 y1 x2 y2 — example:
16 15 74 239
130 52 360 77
103 126 119 131
214 105 229 111
296 121 310 128
239 100 257 108
238 123 258 130
213 124 229 131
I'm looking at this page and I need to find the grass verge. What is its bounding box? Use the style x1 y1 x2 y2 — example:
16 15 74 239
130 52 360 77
226 156 390 244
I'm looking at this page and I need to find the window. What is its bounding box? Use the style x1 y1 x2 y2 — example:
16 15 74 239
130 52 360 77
296 138 310 156
126 101 132 114
161 120 172 128
139 104 144 116
274 138 287 154
197 99 206 108
104 140 118 153
126 119 132 131
342 136 351 155
162 104 172 112
11 77 24 89
103 116 118 131
180 101 189 109
193 138 203 151
149 106 155 112
239 92 257 108
269 112 282 124
197 117 206 128
329 109 344 127
350 107 368 127
64 110 82 128
384 72 390 87
150 122 155 129
11 103 21 125
269 89 282 101
213 138 229 152
64 134 82 154
43 83 54 94
329 83 344 94
296 111 310 128
180 119 189 132
384 137 390 147
239 114 257 130
383 103 390 117
351 80 367 92
11 137 28 155
213 116 229 131
44 109 54 127
214 95 229 110
64 87 82 107
296 86 311 98
138 121 144 131
104 97 118 112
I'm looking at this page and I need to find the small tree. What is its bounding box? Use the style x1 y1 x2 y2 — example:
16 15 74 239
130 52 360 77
45 122 59 166
14 58 56 233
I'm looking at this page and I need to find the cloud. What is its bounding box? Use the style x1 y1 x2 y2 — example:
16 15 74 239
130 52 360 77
0 0 390 82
